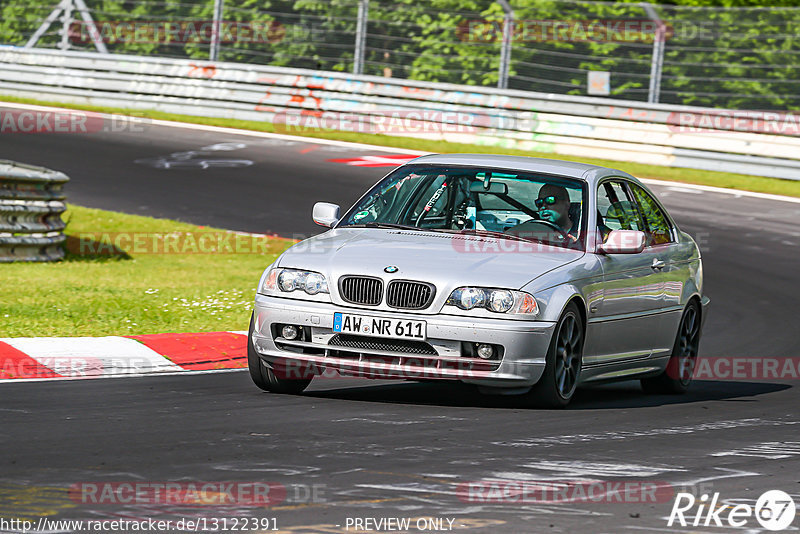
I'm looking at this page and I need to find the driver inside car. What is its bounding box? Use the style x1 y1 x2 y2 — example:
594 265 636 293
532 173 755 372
536 184 578 236
507 184 580 242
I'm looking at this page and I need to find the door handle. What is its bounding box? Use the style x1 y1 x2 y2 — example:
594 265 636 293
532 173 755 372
651 258 666 271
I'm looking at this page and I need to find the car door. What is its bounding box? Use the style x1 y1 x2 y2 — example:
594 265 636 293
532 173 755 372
628 182 689 355
586 179 666 365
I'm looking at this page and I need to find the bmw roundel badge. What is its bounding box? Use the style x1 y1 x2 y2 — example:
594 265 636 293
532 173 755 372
384 265 399 273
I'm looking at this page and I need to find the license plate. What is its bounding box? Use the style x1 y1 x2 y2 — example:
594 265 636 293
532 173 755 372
333 312 426 340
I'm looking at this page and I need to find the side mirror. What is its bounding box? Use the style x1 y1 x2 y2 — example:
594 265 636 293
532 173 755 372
598 230 646 254
312 202 340 228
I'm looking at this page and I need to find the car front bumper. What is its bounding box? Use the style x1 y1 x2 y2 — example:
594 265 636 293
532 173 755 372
251 294 556 388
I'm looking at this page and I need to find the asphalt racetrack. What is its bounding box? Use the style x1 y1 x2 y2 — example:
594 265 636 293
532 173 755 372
2 108 800 533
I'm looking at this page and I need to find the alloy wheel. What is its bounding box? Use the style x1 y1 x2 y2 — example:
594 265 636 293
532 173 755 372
554 313 582 398
676 305 700 386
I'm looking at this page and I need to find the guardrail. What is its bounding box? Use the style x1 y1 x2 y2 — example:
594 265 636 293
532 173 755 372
0 47 799 181
0 160 69 262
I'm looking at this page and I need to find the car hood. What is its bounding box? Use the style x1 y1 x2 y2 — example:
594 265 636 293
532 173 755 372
277 228 584 292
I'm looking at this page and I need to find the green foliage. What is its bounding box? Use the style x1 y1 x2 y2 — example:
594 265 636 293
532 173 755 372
2 0 799 108
0 0 59 46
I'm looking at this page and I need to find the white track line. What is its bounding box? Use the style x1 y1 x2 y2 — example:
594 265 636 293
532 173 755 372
2 100 798 204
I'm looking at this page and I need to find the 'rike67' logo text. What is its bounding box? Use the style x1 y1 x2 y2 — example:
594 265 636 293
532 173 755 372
668 490 796 531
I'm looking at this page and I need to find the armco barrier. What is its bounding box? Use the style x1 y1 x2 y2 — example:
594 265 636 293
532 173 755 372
0 47 798 180
0 160 68 262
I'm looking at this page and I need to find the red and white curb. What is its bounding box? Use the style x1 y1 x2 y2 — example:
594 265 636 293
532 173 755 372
327 154 418 167
0 331 249 382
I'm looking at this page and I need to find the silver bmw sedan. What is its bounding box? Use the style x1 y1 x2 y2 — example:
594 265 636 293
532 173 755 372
248 154 709 407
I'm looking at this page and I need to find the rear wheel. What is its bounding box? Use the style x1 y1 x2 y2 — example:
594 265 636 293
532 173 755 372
641 300 701 394
525 302 583 408
247 313 313 394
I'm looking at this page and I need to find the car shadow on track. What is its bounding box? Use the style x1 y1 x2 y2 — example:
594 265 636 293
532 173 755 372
303 379 789 410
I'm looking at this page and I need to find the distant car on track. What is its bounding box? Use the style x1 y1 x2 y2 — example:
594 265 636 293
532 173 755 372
248 154 709 407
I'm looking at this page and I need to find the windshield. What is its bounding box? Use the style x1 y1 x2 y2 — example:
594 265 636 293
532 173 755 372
338 165 587 249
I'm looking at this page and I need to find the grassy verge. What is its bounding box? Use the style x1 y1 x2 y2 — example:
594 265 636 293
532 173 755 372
3 94 800 199
0 205 293 337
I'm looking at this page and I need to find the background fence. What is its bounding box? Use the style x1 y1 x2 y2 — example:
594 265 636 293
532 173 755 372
0 160 69 262
1 0 799 110
1 47 799 181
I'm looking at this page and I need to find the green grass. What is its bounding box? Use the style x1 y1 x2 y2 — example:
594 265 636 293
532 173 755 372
0 205 293 337
3 94 800 199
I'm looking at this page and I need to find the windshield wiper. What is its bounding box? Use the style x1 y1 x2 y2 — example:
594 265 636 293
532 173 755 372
363 222 427 231
342 222 454 232
460 228 540 243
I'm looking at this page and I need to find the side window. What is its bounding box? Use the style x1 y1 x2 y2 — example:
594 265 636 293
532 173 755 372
597 181 643 237
630 184 673 245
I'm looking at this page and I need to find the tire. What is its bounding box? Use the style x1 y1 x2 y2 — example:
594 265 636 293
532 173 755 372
525 302 584 408
641 300 701 395
247 313 313 394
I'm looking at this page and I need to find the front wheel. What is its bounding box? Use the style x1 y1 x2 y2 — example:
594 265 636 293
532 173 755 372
641 300 701 394
525 302 584 408
247 313 313 394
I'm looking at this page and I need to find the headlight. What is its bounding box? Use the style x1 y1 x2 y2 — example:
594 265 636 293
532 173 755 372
303 272 327 295
456 287 486 310
446 287 538 316
262 268 329 296
488 289 514 313
278 270 301 292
